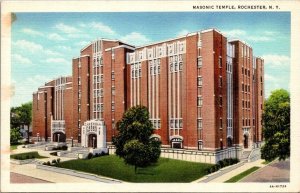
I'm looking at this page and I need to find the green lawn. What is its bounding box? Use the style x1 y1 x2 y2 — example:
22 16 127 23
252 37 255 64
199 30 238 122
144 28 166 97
225 166 260 182
10 151 48 160
56 155 212 182
10 144 19 150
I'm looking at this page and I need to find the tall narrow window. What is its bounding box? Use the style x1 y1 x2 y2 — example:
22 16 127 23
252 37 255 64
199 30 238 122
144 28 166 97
197 57 202 68
197 76 203 87
219 56 222 68
197 119 203 129
219 76 222 87
111 71 115 80
197 96 203 107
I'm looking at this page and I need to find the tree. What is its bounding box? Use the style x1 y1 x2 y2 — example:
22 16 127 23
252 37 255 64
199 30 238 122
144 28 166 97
261 89 290 161
10 102 32 142
113 106 161 173
10 128 22 145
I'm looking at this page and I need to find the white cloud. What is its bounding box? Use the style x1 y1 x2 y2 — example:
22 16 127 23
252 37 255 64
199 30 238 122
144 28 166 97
223 29 246 38
12 54 32 65
44 49 63 57
46 58 69 65
262 54 290 67
247 36 272 42
55 23 80 34
48 33 66 41
22 28 43 36
89 22 115 35
177 29 189 36
11 75 52 107
13 40 43 53
57 45 72 52
75 41 89 47
120 32 150 46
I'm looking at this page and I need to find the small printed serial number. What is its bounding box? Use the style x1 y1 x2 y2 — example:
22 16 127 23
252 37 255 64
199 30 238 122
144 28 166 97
270 184 286 188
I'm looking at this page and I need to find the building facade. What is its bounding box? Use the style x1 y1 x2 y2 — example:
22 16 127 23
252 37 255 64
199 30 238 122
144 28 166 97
32 28 264 161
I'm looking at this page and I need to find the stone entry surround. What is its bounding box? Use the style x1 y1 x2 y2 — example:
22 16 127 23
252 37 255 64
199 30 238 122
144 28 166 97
81 120 107 152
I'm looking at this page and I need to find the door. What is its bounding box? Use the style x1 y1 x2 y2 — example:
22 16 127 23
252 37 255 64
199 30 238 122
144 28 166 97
244 134 249 148
88 134 97 148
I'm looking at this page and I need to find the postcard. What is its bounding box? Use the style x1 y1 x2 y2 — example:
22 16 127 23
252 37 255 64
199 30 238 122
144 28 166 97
1 0 300 192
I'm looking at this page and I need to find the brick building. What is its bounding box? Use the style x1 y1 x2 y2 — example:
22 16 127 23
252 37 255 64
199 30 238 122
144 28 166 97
32 28 264 162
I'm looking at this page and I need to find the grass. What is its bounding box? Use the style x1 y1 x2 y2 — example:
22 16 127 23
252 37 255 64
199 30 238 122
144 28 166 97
262 159 274 165
10 151 48 160
10 144 19 150
225 166 260 182
56 155 212 182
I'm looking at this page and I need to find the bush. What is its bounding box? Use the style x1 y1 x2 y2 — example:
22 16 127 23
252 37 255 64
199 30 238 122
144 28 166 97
57 158 61 163
52 159 57 164
53 145 68 151
50 152 58 156
47 161 51 166
87 153 93 159
42 162 47 165
26 155 30 159
206 158 240 174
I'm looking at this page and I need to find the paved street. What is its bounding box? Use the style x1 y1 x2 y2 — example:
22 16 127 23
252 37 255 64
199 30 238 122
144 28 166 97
10 172 52 183
241 159 290 182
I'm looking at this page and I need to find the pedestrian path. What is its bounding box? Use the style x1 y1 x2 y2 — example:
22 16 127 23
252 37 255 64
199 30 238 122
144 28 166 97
208 159 265 182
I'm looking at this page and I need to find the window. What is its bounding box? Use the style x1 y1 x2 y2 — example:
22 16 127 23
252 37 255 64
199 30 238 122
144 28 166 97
179 119 183 128
100 104 104 112
112 103 115 111
111 72 115 80
78 77 81 85
219 96 222 106
219 56 222 68
198 141 203 150
139 69 141 77
197 57 202 68
261 90 263 96
170 119 174 128
242 67 244 74
174 62 178 71
112 87 115 95
158 120 161 128
197 76 203 87
158 65 161 74
242 84 244 92
175 119 179 128
219 76 222 87
220 118 222 129
170 63 173 72
78 91 81 99
197 119 203 129
179 62 183 71
197 96 203 107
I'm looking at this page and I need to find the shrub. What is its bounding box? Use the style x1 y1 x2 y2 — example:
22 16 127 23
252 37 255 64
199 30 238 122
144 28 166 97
52 159 57 164
42 162 47 165
47 161 51 166
26 155 30 159
57 158 61 163
87 153 93 159
50 152 57 156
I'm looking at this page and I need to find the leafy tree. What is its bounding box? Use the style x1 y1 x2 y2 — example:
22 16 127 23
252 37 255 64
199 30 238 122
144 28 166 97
113 106 161 173
261 89 290 161
10 128 22 145
10 102 32 142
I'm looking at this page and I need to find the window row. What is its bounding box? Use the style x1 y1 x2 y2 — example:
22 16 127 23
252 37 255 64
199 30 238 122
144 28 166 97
150 119 161 129
93 104 104 112
93 89 103 98
242 67 251 77
169 118 183 128
243 118 251 126
93 75 104 83
131 69 142 78
242 83 250 92
93 57 103 67
169 55 183 64
169 62 183 73
150 65 161 75
242 100 251 108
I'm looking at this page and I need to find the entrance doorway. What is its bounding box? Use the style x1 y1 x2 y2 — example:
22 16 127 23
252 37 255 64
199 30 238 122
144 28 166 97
88 134 97 148
52 132 66 142
243 134 249 148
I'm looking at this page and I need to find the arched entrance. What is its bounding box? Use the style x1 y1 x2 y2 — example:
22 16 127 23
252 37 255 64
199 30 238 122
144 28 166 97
243 134 249 148
52 132 66 142
171 138 183 149
227 137 233 147
88 133 97 148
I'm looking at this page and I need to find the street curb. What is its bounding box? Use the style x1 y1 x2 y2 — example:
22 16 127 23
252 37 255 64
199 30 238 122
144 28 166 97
36 164 123 183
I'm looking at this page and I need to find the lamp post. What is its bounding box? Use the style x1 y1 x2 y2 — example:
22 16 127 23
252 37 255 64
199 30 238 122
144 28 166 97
93 136 95 149
37 133 39 142
58 134 60 143
71 136 74 147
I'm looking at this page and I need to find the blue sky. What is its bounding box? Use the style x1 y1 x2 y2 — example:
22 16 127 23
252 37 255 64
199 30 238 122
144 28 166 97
11 12 290 107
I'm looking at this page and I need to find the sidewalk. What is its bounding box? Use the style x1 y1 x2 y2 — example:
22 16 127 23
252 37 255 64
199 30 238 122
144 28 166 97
10 163 99 183
207 159 265 182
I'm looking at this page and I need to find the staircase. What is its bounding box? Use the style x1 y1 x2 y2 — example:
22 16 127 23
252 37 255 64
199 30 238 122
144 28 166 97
58 147 90 158
241 150 251 161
